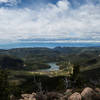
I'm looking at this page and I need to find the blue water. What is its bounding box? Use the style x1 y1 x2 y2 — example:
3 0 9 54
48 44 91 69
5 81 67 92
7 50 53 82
47 62 59 71
0 42 100 49
39 62 59 72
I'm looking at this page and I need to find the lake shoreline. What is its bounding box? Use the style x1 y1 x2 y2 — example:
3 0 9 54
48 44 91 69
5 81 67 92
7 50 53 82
38 62 60 72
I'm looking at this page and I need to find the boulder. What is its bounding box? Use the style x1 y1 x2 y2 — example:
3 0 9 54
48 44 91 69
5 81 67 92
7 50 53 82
32 92 37 96
21 94 31 98
10 95 16 100
81 87 96 100
95 88 100 93
61 89 73 100
29 95 36 100
68 92 81 100
21 93 36 100
65 89 73 94
94 88 100 100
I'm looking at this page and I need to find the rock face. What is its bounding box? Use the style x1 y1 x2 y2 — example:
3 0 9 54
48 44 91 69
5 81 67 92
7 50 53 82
95 88 100 93
19 93 36 100
65 89 73 95
95 88 100 100
18 87 100 100
62 89 73 100
68 92 82 100
81 87 97 100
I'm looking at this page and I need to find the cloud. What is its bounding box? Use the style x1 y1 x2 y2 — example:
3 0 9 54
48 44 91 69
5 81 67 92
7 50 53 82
0 0 8 3
0 0 21 6
57 0 70 10
0 0 100 44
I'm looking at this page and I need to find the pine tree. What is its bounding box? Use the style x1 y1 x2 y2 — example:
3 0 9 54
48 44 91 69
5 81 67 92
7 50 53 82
0 69 10 100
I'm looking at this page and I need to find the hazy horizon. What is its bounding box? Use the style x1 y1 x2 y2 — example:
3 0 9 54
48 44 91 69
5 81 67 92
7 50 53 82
1 42 100 49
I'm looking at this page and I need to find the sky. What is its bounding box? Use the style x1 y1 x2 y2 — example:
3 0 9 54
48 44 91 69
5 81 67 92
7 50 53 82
0 0 100 48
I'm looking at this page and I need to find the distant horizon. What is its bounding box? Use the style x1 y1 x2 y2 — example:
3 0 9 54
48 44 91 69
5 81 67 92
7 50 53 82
1 42 100 49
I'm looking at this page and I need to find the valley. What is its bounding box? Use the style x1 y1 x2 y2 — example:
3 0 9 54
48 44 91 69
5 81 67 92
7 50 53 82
0 47 100 100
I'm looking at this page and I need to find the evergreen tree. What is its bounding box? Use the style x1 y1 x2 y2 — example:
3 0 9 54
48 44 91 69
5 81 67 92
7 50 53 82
72 64 80 79
0 69 10 100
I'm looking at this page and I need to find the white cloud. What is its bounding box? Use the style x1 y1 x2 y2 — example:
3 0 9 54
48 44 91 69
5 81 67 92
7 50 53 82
0 0 21 6
0 0 100 44
57 0 70 10
0 0 8 3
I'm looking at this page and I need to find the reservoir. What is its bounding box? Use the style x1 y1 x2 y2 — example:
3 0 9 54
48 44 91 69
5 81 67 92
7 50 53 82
40 62 59 71
47 62 59 71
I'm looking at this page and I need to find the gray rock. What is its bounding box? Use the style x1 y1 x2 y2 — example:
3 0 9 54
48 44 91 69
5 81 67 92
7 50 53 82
68 92 82 100
81 87 96 100
95 88 100 93
20 93 36 100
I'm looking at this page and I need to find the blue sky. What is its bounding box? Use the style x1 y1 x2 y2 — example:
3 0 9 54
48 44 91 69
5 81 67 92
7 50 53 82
0 0 100 48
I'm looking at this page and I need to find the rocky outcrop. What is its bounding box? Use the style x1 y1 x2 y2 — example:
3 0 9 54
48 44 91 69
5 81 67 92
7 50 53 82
95 88 100 93
95 88 100 100
18 87 100 100
68 92 81 100
19 92 36 100
65 89 73 95
81 87 100 100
